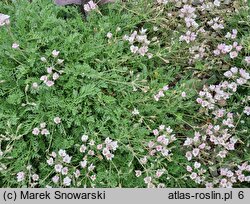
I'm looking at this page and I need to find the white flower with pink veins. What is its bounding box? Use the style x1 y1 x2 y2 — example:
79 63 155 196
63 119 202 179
0 13 10 26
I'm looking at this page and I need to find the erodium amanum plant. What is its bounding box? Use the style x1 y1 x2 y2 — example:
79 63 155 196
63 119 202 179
0 0 249 188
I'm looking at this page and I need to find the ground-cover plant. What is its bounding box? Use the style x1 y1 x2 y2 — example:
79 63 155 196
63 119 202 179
0 0 249 188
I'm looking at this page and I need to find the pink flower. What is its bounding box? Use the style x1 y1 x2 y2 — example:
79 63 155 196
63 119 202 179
54 164 63 173
74 169 81 178
156 145 163 152
63 155 72 163
63 176 71 186
88 0 97 9
138 46 148 56
196 98 203 104
144 176 152 184
32 174 39 181
80 160 87 168
156 169 165 178
236 78 247 85
236 46 243 52
81 135 88 142
54 117 61 124
52 72 59 80
198 143 206 149
213 49 220 56
147 53 153 59
185 151 192 161
88 150 95 156
97 144 103 150
40 75 48 82
46 80 54 87
194 162 201 169
130 45 139 54
84 4 91 12
52 50 60 57
0 13 10 26
190 172 197 180
12 43 19 49
205 183 213 188
52 175 59 183
153 129 159 136
135 170 142 177
89 140 95 146
186 166 192 172
162 85 169 91
40 122 46 128
90 175 96 181
32 127 40 135
149 149 156 156
230 51 238 59
192 148 200 157
107 32 113 39
220 168 228 176
47 67 53 74
51 152 57 158
224 71 233 78
181 92 186 97
16 171 25 182
80 144 87 153
106 153 114 160
158 90 164 97
245 56 250 65
47 157 54 166
84 1 97 12
244 106 250 116
239 69 250 80
88 163 95 171
41 129 50 135
61 167 68 175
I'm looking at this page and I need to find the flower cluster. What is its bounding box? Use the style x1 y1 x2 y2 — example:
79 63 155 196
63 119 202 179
196 68 250 111
225 29 238 40
79 135 118 183
123 28 153 58
32 122 50 136
44 134 119 187
135 125 177 188
189 44 206 62
16 165 40 187
213 41 243 59
79 135 118 161
83 1 97 12
39 50 64 87
179 31 197 44
184 66 249 187
212 163 250 188
186 161 206 185
207 17 224 31
47 150 74 186
153 85 169 101
149 125 176 157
